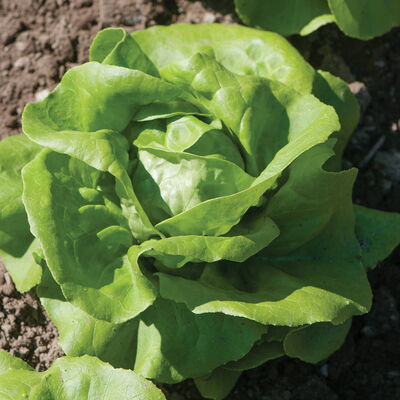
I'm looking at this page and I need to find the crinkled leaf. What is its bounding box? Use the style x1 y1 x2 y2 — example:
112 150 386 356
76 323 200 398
22 150 156 323
30 356 166 400
0 352 166 400
21 62 187 240
133 24 316 93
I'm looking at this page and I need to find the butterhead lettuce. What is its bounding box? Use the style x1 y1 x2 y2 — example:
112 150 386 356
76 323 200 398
1 24 400 400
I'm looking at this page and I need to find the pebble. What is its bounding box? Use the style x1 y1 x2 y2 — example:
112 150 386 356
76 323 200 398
320 364 329 377
35 89 50 101
14 56 30 69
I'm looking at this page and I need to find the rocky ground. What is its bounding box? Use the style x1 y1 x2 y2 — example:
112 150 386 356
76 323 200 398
0 1 399 399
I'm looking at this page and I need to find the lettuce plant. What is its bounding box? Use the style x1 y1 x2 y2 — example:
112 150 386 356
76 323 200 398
235 0 400 39
1 24 400 399
0 351 165 399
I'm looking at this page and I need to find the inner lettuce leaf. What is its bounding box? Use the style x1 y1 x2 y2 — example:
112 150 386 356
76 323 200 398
0 24 398 400
234 0 400 40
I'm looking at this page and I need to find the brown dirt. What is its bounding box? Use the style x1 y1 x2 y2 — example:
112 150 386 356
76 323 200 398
0 1 399 399
0 262 63 371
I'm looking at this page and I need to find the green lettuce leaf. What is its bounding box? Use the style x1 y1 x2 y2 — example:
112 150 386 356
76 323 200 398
354 205 400 270
234 0 332 36
0 351 166 400
0 134 41 257
235 0 400 39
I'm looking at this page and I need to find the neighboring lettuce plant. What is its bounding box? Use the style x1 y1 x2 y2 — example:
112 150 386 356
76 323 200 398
235 0 400 39
1 24 400 399
0 351 165 399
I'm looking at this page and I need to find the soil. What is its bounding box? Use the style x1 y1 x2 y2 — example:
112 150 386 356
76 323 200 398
0 1 399 399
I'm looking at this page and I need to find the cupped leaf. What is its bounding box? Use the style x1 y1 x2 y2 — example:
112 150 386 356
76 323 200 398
234 0 332 36
283 319 352 363
133 147 255 220
134 115 244 168
134 298 266 383
89 27 159 76
0 134 41 257
133 24 316 93
22 150 156 323
22 62 185 241
354 205 400 270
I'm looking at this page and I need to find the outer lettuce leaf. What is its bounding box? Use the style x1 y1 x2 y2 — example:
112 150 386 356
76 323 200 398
224 338 284 371
235 0 400 39
283 319 352 363
0 134 41 257
134 298 265 383
0 239 42 293
194 368 242 400
328 0 400 40
38 264 266 384
157 256 371 327
354 205 400 270
22 150 156 323
0 352 166 400
234 0 332 36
